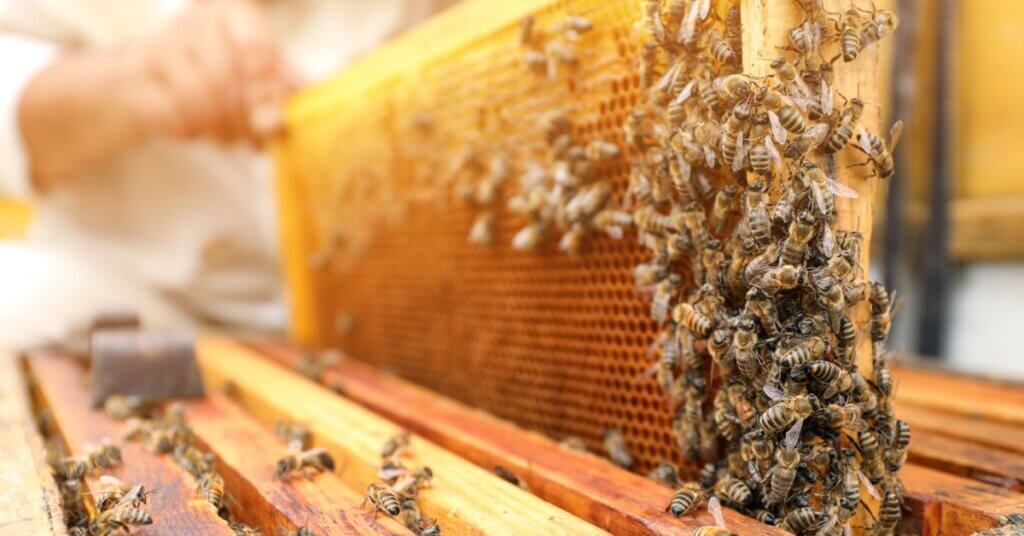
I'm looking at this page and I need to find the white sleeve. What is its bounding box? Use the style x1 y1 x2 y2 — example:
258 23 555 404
0 35 56 199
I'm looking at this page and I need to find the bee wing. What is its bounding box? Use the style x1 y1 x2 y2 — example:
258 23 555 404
652 292 671 323
888 119 905 152
793 76 814 100
378 465 407 480
707 496 728 529
763 381 787 401
700 0 713 20
784 418 804 449
99 475 122 486
605 225 624 240
678 0 701 44
672 79 697 105
765 137 783 170
858 468 882 500
809 180 828 216
857 124 873 154
820 80 833 116
654 62 679 94
732 130 748 172
748 460 762 483
806 122 831 144
821 224 835 257
827 176 861 199
703 145 717 168
816 515 838 536
767 111 787 144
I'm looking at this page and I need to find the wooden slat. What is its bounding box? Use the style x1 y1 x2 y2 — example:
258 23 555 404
26 354 234 535
0 355 66 535
907 430 1024 492
897 403 1024 456
950 197 1024 260
245 339 786 536
901 463 1024 534
894 362 1024 427
196 337 607 536
184 393 407 535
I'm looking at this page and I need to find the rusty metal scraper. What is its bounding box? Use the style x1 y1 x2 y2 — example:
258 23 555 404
90 331 205 407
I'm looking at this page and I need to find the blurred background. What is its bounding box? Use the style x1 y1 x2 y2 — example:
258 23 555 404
0 0 1021 378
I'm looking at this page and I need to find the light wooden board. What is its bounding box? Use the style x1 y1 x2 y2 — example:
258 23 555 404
894 362 1024 428
0 355 66 536
246 339 787 536
26 354 234 536
901 463 1024 535
185 393 408 535
196 337 608 536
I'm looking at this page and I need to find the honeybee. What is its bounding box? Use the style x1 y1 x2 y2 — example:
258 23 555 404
89 508 153 534
859 7 900 51
770 57 813 100
276 448 336 479
714 475 752 506
494 466 524 488
759 395 814 434
673 302 714 338
870 281 894 342
649 462 681 488
667 482 704 517
842 279 870 305
593 209 634 239
762 90 807 141
835 7 865 62
780 211 816 266
876 488 903 535
814 275 846 331
84 439 122 471
392 467 435 497
802 161 859 220
634 260 670 286
173 444 216 478
744 288 779 339
708 29 737 64
103 395 151 420
644 0 668 43
468 211 496 246
586 140 621 162
511 222 547 252
713 390 739 443
836 315 857 366
730 316 760 379
275 420 313 452
858 429 886 484
743 244 781 288
196 472 225 510
816 403 868 432
822 97 864 153
636 206 681 235
724 4 742 54
677 0 711 47
545 39 578 69
777 336 827 370
779 507 821 534
745 180 771 244
710 185 741 235
381 431 411 459
94 475 153 511
792 360 854 399
558 224 585 255
753 265 801 295
603 428 634 469
652 273 683 324
765 425 801 506
364 483 402 517
855 120 903 178
399 497 440 536
720 113 747 169
707 328 733 370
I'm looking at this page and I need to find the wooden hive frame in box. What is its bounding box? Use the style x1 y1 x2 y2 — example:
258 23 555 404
6 1 1024 535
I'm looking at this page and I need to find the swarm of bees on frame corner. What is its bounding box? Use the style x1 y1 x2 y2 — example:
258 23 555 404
364 431 442 536
449 0 908 534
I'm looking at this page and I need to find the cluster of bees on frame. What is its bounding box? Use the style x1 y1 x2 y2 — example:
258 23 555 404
452 0 910 534
44 393 321 536
43 423 150 536
365 431 442 535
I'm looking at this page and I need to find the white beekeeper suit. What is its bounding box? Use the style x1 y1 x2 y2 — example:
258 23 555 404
0 0 450 349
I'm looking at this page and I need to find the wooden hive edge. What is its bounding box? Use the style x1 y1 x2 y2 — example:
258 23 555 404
242 338 787 536
196 337 608 536
25 353 235 536
0 353 67 535
240 338 1024 536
